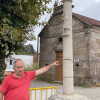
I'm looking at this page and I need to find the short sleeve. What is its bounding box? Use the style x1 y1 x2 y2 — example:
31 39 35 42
0 77 8 94
27 71 36 80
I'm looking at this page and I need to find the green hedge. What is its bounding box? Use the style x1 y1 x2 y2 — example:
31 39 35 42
0 71 6 83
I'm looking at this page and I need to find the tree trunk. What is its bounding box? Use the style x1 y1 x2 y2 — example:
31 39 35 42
0 55 6 72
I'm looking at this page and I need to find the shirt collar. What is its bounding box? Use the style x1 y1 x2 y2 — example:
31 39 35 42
11 72 25 79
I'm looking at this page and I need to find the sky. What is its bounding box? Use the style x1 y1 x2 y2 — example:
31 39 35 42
26 0 100 51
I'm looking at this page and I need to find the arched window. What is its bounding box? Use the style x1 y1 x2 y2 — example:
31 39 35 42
59 37 63 42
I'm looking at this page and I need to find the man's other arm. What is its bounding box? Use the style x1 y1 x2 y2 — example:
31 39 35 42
35 61 59 76
0 91 4 100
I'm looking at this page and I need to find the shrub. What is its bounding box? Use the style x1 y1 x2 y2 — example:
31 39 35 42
0 71 6 83
24 62 38 71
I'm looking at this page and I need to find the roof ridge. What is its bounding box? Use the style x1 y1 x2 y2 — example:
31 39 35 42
73 13 100 27
73 13 100 22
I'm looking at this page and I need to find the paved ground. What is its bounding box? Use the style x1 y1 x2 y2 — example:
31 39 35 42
30 80 100 100
0 80 100 100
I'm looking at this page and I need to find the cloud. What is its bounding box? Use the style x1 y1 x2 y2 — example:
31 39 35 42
72 0 100 20
94 0 100 3
72 0 91 12
82 2 100 20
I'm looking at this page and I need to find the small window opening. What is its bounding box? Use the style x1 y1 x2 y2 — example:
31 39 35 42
45 63 48 66
59 37 63 42
10 60 12 65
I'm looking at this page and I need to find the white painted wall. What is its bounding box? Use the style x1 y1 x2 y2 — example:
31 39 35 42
5 55 33 71
11 55 33 66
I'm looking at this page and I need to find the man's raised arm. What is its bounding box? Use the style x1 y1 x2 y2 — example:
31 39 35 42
35 61 59 76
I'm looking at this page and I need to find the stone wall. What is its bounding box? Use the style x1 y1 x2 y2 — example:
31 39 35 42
39 13 63 81
73 31 90 84
39 6 100 84
89 28 100 84
39 14 91 84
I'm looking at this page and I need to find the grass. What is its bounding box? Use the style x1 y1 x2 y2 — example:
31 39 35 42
24 62 38 71
74 83 91 88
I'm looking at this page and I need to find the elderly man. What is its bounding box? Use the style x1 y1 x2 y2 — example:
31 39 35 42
0 60 59 100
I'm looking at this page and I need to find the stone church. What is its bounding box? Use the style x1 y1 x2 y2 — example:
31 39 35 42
38 3 100 84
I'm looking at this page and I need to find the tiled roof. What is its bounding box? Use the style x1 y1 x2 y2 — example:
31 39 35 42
39 12 100 37
73 13 100 27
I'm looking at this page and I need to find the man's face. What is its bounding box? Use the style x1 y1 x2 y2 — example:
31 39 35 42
14 61 24 76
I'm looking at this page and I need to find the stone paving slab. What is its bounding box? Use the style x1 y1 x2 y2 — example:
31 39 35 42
49 94 91 100
30 80 100 100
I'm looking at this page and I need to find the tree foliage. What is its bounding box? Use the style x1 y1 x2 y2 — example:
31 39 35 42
0 0 52 56
16 44 36 54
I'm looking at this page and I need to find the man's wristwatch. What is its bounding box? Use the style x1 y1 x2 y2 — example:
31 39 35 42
50 64 54 68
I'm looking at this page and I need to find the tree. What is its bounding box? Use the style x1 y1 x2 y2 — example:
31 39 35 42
24 44 36 54
16 44 36 54
0 0 52 71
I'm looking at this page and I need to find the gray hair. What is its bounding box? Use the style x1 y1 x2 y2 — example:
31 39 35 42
13 59 24 68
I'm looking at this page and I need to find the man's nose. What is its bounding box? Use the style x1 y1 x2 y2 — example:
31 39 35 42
19 67 22 70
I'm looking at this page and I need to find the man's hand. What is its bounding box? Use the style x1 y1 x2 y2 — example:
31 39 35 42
51 61 59 68
35 61 59 76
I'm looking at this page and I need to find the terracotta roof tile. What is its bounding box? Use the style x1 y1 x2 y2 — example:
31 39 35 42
73 13 100 27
